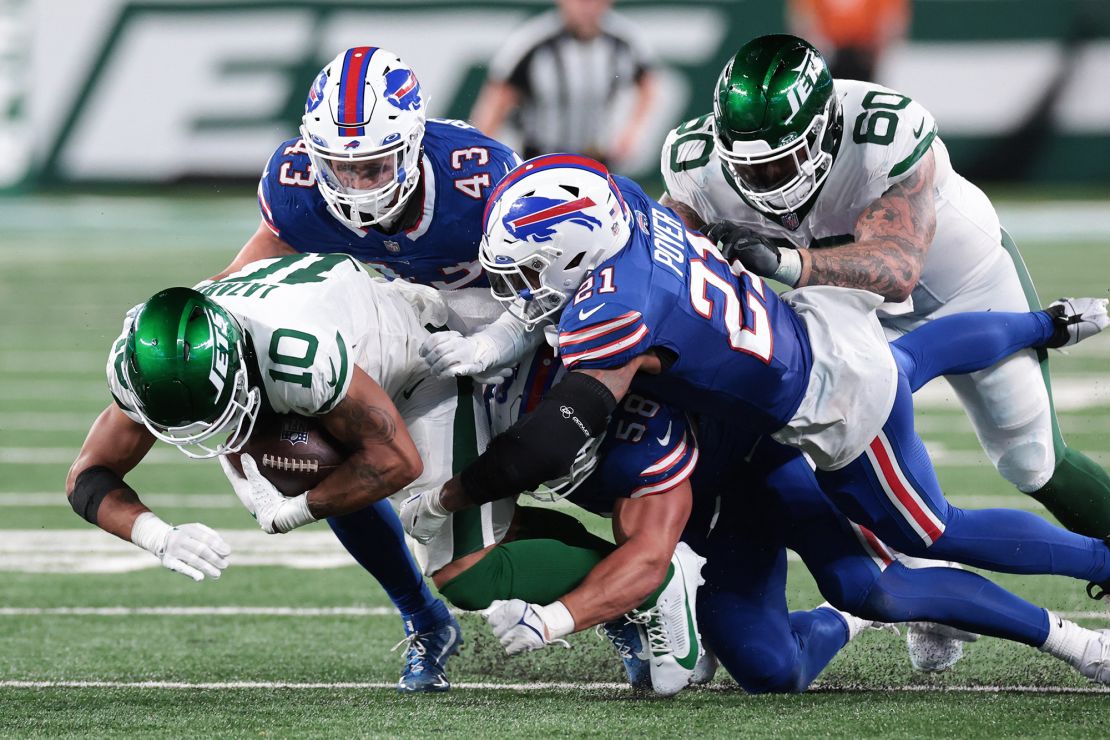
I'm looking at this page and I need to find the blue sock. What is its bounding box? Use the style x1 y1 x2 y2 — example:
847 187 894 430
788 608 854 689
860 562 1050 646
929 506 1110 583
891 311 1053 391
327 499 450 633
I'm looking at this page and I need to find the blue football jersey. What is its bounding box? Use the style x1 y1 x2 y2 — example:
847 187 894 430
556 176 814 436
569 396 699 518
257 119 519 289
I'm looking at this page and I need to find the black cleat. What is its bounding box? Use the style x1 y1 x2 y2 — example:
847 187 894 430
1040 298 1110 349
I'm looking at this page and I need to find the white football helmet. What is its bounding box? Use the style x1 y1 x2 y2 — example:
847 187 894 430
479 155 631 330
300 46 427 229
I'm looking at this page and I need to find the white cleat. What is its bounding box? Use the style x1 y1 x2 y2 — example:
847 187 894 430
1044 297 1110 348
906 622 979 673
690 647 718 686
625 542 706 697
1041 612 1110 685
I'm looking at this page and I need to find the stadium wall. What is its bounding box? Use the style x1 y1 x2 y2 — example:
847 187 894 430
7 0 1110 191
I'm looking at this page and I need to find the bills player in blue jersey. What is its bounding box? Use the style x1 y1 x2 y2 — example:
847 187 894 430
207 46 533 694
401 154 1110 664
469 349 1110 691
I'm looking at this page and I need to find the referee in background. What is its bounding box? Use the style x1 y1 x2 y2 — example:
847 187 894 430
470 0 656 168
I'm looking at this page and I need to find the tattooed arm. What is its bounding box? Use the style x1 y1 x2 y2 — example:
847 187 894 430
311 367 423 516
798 150 936 302
659 193 707 232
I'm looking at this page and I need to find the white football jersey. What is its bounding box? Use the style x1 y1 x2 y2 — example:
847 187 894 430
108 253 440 421
662 79 1003 317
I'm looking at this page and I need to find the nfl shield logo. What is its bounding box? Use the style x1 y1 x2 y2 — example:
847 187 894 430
384 240 401 253
783 211 800 230
279 418 311 446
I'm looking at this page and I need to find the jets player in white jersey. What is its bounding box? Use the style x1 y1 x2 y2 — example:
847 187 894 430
66 253 472 691
660 34 1110 541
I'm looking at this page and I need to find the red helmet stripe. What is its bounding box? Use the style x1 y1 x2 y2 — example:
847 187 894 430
483 153 614 227
338 46 377 137
508 196 597 229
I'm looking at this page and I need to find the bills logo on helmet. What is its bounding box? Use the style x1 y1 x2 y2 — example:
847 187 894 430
504 196 601 243
384 68 422 111
306 70 328 113
344 140 361 150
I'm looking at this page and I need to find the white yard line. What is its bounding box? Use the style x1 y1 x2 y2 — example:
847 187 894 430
0 606 1104 621
0 679 1104 694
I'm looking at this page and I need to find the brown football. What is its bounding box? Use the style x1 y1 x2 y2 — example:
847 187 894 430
228 413 346 496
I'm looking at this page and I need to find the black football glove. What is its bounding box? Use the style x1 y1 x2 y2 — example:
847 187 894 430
703 222 782 277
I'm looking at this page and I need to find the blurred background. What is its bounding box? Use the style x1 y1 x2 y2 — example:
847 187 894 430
3 0 1110 194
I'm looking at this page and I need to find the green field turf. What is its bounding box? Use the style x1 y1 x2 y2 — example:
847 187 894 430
2 194 1109 737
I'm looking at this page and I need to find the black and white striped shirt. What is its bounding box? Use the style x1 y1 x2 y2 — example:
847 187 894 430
488 10 654 161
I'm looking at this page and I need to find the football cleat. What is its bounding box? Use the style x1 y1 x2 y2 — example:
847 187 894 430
690 647 719 686
393 613 463 693
597 620 651 690
1041 613 1110 685
625 542 706 697
1041 297 1110 348
906 622 980 673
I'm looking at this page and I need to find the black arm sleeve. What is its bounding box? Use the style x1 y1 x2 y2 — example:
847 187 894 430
70 465 134 526
460 372 618 505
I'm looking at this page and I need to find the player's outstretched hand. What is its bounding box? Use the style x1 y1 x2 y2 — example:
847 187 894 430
482 599 572 656
399 488 450 544
419 331 510 385
705 222 797 285
219 454 312 534
161 523 231 581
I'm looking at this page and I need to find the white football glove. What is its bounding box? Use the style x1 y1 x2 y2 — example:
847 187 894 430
399 488 450 544
482 599 574 656
130 512 230 582
218 454 316 534
419 330 512 385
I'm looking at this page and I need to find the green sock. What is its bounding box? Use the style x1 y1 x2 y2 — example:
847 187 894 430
439 539 609 611
1030 448 1110 536
637 563 675 610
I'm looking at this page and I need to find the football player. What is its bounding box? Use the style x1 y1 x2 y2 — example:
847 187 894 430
203 46 549 691
660 34 1110 538
400 155 1110 678
67 254 470 692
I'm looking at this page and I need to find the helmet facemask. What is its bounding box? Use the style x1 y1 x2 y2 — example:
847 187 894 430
718 94 839 217
299 47 427 230
479 155 632 330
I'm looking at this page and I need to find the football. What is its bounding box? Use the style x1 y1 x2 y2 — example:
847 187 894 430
229 413 346 496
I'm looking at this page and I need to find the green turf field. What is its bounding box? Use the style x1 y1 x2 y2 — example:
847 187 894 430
2 194 1109 737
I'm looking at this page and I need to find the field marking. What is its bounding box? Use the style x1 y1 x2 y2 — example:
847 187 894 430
0 679 1105 694
0 606 1104 621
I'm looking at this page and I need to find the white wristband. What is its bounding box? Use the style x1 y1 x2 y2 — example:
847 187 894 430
272 493 317 533
773 248 802 287
539 600 576 640
130 512 171 556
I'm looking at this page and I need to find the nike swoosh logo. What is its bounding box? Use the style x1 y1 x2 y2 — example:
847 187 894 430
326 359 338 388
656 421 672 447
401 378 426 400
579 303 606 321
913 119 925 138
675 559 700 671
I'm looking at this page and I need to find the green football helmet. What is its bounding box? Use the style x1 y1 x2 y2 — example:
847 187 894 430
713 34 842 218
123 287 260 459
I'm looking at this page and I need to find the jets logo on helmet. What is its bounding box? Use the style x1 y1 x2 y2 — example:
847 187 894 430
479 154 632 330
713 35 842 224
504 196 602 243
383 68 422 111
299 46 427 229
